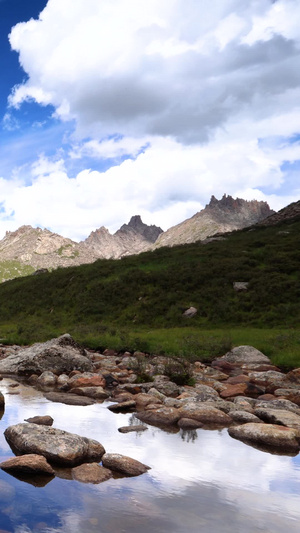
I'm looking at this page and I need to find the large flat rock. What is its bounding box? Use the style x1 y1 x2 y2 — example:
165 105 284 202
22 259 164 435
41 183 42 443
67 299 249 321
228 423 300 453
4 423 105 466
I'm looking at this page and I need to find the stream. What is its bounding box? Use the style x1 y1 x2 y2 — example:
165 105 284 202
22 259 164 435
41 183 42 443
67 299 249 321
0 377 300 533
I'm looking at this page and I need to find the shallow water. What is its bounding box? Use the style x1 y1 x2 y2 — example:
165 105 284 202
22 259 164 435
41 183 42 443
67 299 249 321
0 377 300 533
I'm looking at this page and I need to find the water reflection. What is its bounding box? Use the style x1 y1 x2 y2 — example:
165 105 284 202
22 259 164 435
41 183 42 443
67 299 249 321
0 378 300 532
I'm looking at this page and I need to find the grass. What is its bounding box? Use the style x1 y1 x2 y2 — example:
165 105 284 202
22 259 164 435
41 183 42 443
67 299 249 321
0 213 299 367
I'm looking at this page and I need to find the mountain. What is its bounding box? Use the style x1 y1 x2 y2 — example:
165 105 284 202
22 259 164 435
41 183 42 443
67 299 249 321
154 195 275 248
259 199 300 226
83 215 163 259
0 196 276 282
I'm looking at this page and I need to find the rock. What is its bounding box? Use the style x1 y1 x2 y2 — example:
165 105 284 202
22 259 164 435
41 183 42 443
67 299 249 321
108 400 136 412
183 306 197 318
216 346 271 366
286 368 300 383
4 423 105 466
67 372 106 389
255 398 300 414
0 454 54 475
118 425 148 433
220 383 248 399
178 404 232 425
233 282 249 292
25 416 54 426
102 453 150 476
36 371 57 387
194 384 219 402
0 334 92 376
255 408 300 430
134 393 162 409
71 463 112 483
228 423 300 453
248 371 287 393
177 418 203 429
151 380 180 398
226 375 250 385
57 374 69 387
71 386 109 400
44 392 95 406
136 407 181 426
229 411 263 424
0 392 4 408
273 389 300 406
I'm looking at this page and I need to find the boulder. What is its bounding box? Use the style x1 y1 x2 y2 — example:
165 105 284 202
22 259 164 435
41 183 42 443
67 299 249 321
177 418 203 429
102 453 150 476
248 371 287 393
229 411 263 424
118 425 148 433
0 334 92 376
108 400 136 412
228 423 300 453
255 398 300 414
136 407 181 426
36 371 57 388
25 416 54 426
4 423 105 466
0 392 4 408
134 393 163 409
71 463 112 484
44 392 95 406
273 389 300 406
0 454 54 475
182 306 197 318
194 384 219 402
67 372 106 389
254 408 300 430
178 404 232 425
215 346 271 366
71 386 109 400
151 380 180 398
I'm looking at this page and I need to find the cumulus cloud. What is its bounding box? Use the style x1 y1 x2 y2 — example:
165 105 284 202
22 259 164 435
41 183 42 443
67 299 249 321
1 0 299 238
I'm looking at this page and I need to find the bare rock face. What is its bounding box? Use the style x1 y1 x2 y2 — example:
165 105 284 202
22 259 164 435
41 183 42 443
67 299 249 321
102 453 150 477
154 195 274 248
0 454 54 475
71 463 112 484
4 423 105 466
0 334 93 376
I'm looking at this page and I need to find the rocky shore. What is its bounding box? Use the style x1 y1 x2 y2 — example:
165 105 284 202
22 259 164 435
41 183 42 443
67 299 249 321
1 334 300 483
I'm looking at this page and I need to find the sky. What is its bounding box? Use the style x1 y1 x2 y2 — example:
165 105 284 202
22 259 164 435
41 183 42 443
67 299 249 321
0 0 300 241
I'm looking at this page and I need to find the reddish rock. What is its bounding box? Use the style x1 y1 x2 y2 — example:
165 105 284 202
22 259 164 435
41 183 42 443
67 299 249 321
226 375 250 385
68 372 106 389
177 418 203 429
286 368 300 383
0 454 54 475
178 405 232 425
71 463 112 483
273 389 300 406
118 425 148 433
24 416 54 426
257 394 276 401
102 453 150 476
134 393 162 409
220 384 248 399
71 387 109 400
108 400 136 412
136 407 181 426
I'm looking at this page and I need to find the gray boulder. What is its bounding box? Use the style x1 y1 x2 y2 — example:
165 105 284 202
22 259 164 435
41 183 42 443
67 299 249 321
4 423 105 466
228 423 300 453
0 334 92 376
255 408 300 430
216 345 271 366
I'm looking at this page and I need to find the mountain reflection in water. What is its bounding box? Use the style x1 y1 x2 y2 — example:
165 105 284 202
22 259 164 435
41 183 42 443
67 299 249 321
0 377 300 533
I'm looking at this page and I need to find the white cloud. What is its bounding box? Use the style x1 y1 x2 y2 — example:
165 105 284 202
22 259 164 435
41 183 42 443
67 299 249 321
1 0 300 238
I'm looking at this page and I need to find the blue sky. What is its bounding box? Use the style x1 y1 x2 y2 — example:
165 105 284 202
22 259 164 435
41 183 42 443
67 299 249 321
0 0 300 241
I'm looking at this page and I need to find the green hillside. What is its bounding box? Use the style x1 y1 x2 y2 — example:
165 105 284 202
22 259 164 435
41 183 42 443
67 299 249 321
0 215 299 366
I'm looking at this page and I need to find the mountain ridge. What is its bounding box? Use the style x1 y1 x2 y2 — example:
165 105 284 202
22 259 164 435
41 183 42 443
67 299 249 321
0 195 278 282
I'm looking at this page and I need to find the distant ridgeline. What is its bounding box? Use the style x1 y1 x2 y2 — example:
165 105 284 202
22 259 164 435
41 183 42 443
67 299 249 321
0 195 275 282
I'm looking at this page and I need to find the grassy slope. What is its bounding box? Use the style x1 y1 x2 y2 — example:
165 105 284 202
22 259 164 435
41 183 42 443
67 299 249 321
0 215 299 367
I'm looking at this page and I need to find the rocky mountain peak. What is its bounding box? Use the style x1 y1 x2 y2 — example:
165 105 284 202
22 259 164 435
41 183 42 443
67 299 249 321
117 215 163 243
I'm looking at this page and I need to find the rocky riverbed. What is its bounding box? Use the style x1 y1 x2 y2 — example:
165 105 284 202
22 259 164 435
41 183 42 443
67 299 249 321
1 333 300 484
